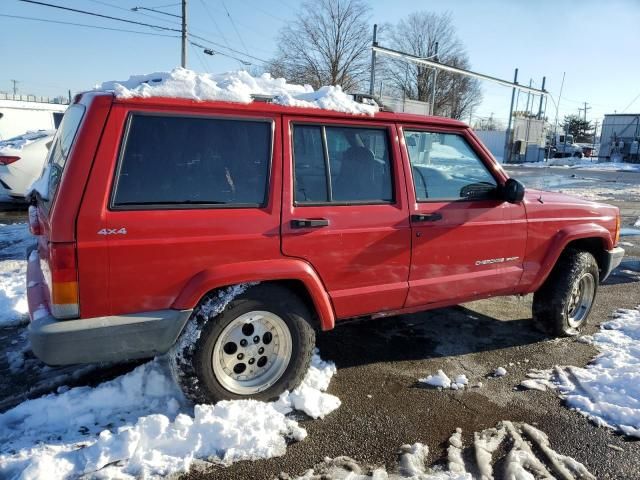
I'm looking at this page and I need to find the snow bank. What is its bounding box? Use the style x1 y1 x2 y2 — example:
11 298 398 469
552 307 640 438
97 68 378 116
0 350 339 479
0 223 34 327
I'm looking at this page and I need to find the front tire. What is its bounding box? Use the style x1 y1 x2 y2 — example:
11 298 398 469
171 284 316 403
532 250 599 336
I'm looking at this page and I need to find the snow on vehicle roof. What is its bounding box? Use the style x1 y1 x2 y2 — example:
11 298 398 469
96 68 378 116
0 130 54 152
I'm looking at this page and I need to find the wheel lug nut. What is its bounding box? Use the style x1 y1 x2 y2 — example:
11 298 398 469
248 358 255 365
253 336 260 343
240 339 248 347
237 353 244 360
258 347 264 354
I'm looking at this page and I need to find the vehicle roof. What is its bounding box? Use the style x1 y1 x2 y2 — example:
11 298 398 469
79 91 469 128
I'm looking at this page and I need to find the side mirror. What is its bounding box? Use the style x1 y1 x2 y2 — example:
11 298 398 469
503 178 525 203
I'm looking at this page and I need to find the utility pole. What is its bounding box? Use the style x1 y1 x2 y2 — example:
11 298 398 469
578 101 591 139
10 79 19 96
504 68 518 164
181 0 187 68
369 24 378 95
537 76 546 119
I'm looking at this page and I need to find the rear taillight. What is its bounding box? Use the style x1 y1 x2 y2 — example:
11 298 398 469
28 205 42 236
614 214 621 246
0 155 20 165
49 242 79 319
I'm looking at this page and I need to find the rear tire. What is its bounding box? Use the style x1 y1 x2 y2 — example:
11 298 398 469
532 249 599 336
171 284 316 404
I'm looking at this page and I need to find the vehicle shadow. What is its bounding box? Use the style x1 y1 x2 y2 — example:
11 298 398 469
317 304 546 369
603 259 640 286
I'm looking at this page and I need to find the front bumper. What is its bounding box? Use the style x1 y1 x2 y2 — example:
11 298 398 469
26 244 192 365
600 246 625 282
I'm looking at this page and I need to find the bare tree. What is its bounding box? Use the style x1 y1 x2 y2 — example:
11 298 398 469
267 0 371 92
380 11 482 119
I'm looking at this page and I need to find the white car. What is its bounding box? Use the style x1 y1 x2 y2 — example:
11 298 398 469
0 130 54 200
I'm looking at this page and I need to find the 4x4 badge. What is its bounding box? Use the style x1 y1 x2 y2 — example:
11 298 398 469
97 228 127 235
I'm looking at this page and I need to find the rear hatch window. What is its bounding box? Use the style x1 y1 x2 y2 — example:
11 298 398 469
34 104 85 209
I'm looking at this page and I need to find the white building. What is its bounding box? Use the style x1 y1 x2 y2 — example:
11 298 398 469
598 113 640 162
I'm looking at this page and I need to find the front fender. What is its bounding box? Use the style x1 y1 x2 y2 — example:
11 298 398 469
529 223 613 291
171 258 336 330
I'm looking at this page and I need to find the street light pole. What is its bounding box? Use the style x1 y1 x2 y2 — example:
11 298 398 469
504 68 518 164
431 41 438 115
181 0 187 68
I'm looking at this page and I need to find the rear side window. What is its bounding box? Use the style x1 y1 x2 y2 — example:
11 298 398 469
45 104 85 206
292 124 393 205
112 114 272 208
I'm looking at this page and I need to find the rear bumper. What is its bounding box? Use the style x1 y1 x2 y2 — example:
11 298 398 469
601 246 625 281
26 244 192 365
29 309 192 365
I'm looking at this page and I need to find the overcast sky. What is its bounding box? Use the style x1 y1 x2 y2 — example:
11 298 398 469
2 0 639 126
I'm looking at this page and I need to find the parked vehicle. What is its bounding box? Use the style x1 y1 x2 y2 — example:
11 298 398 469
0 130 54 199
26 92 624 403
0 98 65 140
547 133 583 158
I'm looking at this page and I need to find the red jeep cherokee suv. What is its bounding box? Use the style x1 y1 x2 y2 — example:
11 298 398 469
26 92 624 403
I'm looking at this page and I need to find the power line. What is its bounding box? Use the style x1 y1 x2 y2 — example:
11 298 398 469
189 32 269 64
622 92 640 113
18 0 181 32
219 0 249 54
86 0 181 26
188 40 251 65
197 0 234 55
0 13 180 38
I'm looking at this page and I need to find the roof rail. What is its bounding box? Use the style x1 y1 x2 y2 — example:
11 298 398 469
250 94 276 103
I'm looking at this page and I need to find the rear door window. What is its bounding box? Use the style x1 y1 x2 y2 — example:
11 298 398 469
112 114 272 209
292 124 393 205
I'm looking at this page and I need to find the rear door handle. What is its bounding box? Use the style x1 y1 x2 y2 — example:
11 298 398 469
411 213 442 222
291 218 330 229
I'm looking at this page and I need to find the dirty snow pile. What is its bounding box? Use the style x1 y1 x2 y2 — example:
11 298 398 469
97 68 378 115
521 307 640 439
288 421 594 479
0 350 339 479
0 223 34 327
419 370 469 390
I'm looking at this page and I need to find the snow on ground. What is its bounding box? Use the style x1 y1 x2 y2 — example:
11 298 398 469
511 159 640 171
0 350 339 479
520 307 640 439
555 307 640 438
97 68 377 115
621 227 640 237
287 421 594 479
419 370 469 390
0 223 33 327
493 367 507 377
